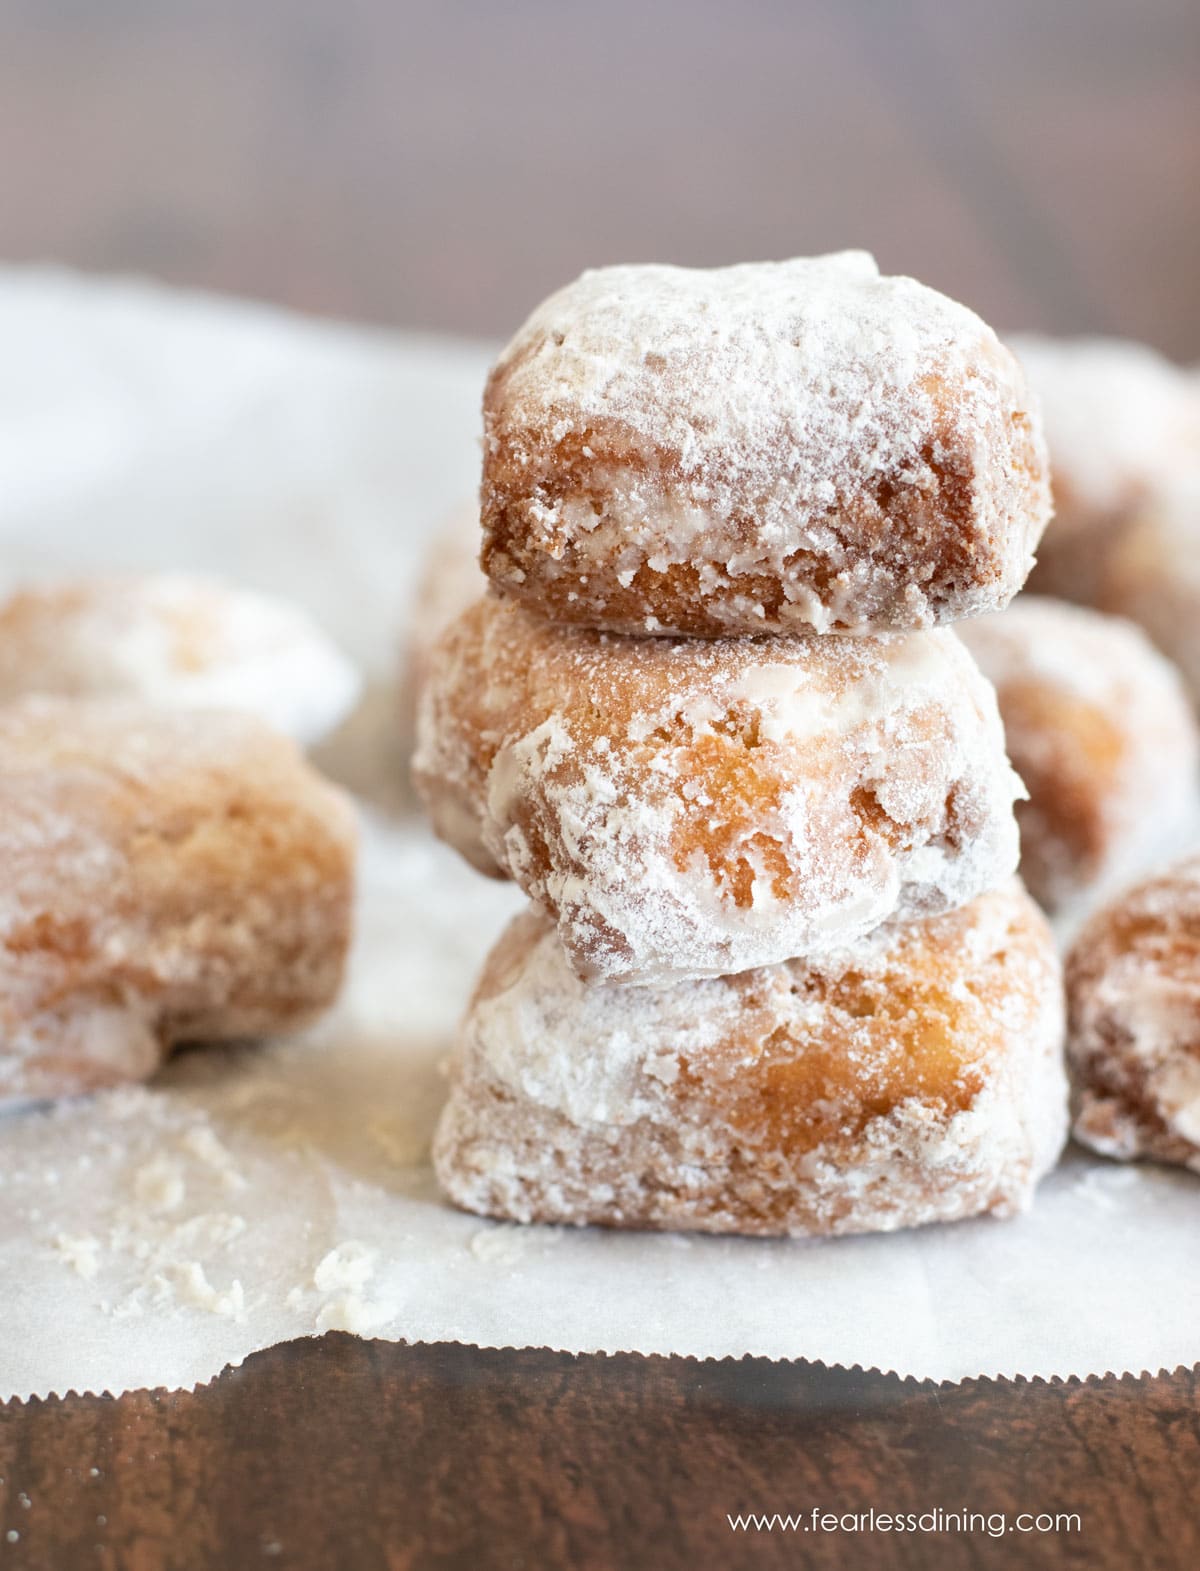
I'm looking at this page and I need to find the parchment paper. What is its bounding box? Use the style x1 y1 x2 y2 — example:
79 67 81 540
0 269 1196 1398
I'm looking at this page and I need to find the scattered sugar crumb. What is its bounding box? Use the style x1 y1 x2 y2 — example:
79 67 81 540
313 1241 376 1294
53 1232 102 1280
132 1155 185 1213
168 1262 246 1320
314 1294 391 1335
170 1212 247 1250
180 1125 248 1191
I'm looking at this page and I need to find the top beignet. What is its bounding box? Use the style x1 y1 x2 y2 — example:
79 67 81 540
482 253 1049 636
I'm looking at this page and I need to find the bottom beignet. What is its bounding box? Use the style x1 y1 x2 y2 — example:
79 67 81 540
434 882 1067 1237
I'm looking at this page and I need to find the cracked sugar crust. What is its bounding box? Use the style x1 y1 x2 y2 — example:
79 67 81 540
0 574 361 746
433 882 1067 1236
1066 854 1200 1173
413 594 1022 983
481 252 1049 636
0 698 357 1106
960 597 1199 914
1012 335 1200 604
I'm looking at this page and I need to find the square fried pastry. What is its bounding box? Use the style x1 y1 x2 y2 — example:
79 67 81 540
0 698 357 1106
434 881 1066 1237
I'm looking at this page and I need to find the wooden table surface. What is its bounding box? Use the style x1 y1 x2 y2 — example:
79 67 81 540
2 1339 1199 1570
1 3 1199 1567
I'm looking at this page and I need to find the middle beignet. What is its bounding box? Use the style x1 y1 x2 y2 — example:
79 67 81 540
413 595 1021 983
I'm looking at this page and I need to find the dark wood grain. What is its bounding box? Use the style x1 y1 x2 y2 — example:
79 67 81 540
0 0 1196 351
0 1338 1197 1570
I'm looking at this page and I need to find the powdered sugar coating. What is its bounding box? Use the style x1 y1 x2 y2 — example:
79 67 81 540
1012 335 1200 602
0 574 361 746
960 597 1199 913
413 594 1022 983
434 883 1067 1236
482 253 1049 636
1067 854 1200 1171
1096 474 1200 708
0 698 357 1106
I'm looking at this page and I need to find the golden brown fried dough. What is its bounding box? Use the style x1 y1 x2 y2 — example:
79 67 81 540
1011 335 1200 603
1095 474 1200 709
1067 855 1200 1171
960 597 1198 913
0 699 357 1106
414 594 1021 983
434 883 1066 1236
0 574 360 745
483 254 1049 636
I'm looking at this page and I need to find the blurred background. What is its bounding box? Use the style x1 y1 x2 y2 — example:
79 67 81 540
1 0 1197 353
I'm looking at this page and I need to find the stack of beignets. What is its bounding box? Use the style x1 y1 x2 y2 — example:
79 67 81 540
415 252 1068 1238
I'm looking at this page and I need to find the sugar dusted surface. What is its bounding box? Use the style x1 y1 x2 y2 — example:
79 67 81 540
434 883 1067 1236
1067 853 1200 1170
1012 335 1200 517
0 697 357 1105
483 253 1049 635
1013 335 1200 601
960 596 1200 912
414 594 1022 982
0 574 361 746
1097 474 1200 707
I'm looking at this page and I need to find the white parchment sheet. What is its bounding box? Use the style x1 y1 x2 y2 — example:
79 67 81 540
0 270 1197 1398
